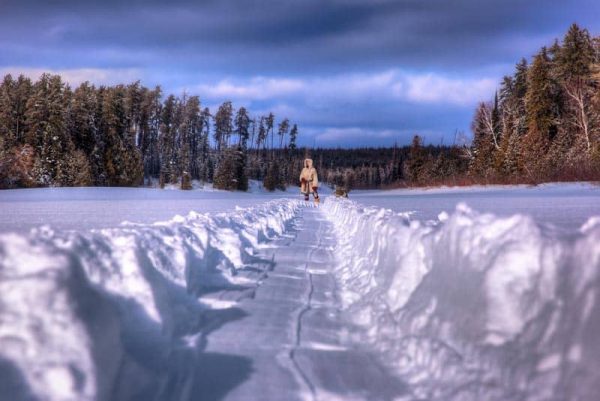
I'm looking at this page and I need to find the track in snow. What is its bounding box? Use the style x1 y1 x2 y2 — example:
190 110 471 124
195 206 406 401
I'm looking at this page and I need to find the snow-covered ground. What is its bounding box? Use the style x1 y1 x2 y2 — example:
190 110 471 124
0 181 306 234
0 197 303 401
0 182 599 401
323 184 600 401
351 182 600 232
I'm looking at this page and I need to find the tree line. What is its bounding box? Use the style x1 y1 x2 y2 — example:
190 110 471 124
468 23 600 183
400 23 600 187
313 24 600 190
0 75 300 190
1 24 598 192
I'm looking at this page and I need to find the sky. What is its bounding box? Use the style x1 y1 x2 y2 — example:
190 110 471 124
1 0 599 147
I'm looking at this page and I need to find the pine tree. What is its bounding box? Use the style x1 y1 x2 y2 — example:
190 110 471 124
264 159 283 191
289 124 298 150
159 95 177 184
256 116 267 150
234 106 251 149
234 144 249 191
265 112 275 157
199 107 212 182
69 82 98 157
125 81 143 148
277 118 290 148
405 135 426 184
555 24 597 159
213 146 237 190
555 24 595 82
522 47 557 179
497 59 528 177
469 101 498 178
25 74 73 185
101 85 143 186
214 101 233 150
139 86 162 179
0 75 32 151
180 95 202 188
0 75 17 150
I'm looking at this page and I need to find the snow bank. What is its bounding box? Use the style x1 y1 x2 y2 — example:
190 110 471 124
0 199 301 401
323 198 600 401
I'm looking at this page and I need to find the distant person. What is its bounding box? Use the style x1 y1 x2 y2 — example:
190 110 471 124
300 158 319 202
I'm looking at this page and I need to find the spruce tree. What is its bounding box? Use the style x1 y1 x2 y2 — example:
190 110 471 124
522 47 557 179
0 75 17 150
25 74 72 185
139 86 162 179
277 118 290 148
159 94 178 184
180 95 202 187
289 124 298 150
405 135 426 184
469 101 498 179
101 85 143 186
70 82 98 157
555 24 597 158
213 146 237 190
234 106 251 148
265 112 275 157
214 101 233 151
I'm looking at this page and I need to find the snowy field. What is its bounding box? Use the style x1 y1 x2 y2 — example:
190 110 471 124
0 181 306 234
352 182 600 232
0 182 599 401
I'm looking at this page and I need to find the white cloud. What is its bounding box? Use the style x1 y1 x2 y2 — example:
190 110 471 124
195 77 305 101
403 73 497 105
193 69 497 107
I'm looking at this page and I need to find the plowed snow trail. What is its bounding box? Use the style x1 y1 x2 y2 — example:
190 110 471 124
199 206 406 401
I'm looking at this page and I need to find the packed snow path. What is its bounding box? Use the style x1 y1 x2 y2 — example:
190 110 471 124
198 206 406 401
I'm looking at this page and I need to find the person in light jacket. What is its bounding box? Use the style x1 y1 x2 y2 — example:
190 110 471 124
299 158 319 202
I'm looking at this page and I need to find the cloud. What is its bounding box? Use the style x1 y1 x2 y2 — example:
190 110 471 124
402 74 498 105
195 77 305 101
1 0 598 74
194 70 497 107
310 126 445 147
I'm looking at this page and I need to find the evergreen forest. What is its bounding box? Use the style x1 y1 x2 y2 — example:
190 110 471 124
1 24 599 191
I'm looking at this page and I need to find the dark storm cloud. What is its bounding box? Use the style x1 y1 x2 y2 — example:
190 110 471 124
1 0 599 146
3 0 599 73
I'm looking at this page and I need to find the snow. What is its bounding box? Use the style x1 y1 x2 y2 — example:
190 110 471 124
322 191 600 401
351 182 600 231
0 182 599 400
0 181 319 234
0 197 301 401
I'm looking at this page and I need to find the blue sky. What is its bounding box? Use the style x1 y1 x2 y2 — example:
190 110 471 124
1 0 599 147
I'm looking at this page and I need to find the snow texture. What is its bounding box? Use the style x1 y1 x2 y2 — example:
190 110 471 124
323 197 600 401
351 182 600 231
0 181 306 234
1 183 599 401
0 199 301 401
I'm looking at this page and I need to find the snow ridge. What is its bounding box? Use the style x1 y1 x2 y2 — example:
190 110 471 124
322 197 600 401
0 198 301 401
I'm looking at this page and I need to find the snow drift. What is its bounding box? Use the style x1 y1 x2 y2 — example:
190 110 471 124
0 199 301 401
323 198 600 401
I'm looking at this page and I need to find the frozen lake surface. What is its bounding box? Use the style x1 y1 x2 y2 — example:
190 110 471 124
0 184 299 233
0 182 599 401
1 182 598 234
351 182 600 232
